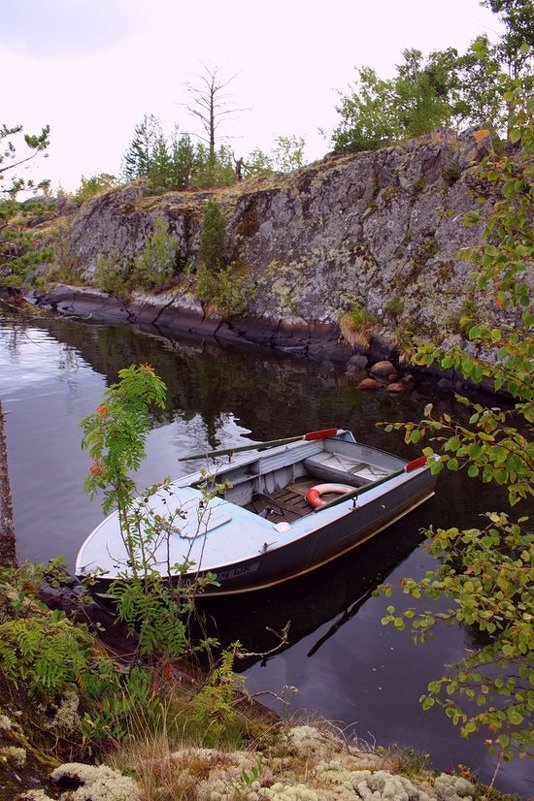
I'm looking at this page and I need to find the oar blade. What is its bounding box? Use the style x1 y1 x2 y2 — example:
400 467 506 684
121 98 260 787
304 428 339 441
405 455 428 472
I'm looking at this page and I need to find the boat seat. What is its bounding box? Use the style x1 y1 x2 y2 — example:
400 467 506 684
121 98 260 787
304 452 391 487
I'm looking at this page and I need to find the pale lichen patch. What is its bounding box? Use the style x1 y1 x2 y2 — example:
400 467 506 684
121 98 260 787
50 763 140 801
0 745 27 766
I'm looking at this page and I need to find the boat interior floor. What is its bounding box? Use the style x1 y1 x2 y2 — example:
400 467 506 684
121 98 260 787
244 478 341 524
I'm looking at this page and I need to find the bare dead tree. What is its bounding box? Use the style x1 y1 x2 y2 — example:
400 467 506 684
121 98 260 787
183 65 245 161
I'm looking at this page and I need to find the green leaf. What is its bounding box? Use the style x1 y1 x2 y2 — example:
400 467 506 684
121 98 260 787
464 211 482 225
462 720 477 735
448 435 461 451
510 128 522 144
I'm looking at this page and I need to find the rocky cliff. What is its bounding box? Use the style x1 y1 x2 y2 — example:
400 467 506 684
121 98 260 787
47 128 496 364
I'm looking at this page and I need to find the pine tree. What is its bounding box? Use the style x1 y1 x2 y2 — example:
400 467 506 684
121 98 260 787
122 114 162 181
169 133 195 190
197 200 226 270
147 134 171 194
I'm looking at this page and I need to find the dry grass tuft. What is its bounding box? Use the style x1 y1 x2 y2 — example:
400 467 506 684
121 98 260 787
339 306 377 350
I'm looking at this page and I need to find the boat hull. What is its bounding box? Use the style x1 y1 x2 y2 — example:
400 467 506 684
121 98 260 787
85 466 436 597
190 468 435 594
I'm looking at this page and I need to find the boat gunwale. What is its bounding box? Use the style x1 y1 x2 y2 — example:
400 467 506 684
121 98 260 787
75 432 436 589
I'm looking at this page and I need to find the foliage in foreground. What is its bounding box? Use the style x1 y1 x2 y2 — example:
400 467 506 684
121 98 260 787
80 365 196 658
332 0 533 155
0 366 254 761
380 78 533 759
0 123 50 198
0 561 159 755
0 198 56 288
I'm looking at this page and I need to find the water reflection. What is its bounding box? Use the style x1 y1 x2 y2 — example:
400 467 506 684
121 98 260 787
0 305 524 796
198 513 427 667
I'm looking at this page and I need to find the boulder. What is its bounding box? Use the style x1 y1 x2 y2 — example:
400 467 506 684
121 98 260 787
346 354 368 371
369 360 396 378
358 378 384 391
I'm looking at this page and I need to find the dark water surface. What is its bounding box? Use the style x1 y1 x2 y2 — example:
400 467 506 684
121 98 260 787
0 308 530 797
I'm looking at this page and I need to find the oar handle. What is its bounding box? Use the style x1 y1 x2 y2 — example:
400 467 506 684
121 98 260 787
314 456 428 512
179 428 340 461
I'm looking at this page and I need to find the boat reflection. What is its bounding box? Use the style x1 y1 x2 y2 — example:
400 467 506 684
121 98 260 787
196 504 431 670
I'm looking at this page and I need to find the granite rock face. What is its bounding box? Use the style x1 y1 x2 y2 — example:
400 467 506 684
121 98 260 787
59 128 496 362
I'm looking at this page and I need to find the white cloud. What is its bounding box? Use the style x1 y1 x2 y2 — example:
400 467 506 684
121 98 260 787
1 0 504 191
0 0 141 57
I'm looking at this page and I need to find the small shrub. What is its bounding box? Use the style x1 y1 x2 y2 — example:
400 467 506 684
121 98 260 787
385 745 432 778
189 649 249 749
49 224 83 285
75 173 117 205
197 200 226 270
94 252 131 300
384 295 404 319
339 304 377 349
442 161 462 185
413 176 426 193
195 261 256 320
132 218 178 289
80 366 218 661
437 262 452 282
0 219 54 288
0 563 134 754
410 237 439 275
0 615 111 697
380 185 398 205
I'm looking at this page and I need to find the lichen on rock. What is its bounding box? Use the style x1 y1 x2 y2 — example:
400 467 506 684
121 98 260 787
433 772 475 801
50 763 140 801
0 745 27 767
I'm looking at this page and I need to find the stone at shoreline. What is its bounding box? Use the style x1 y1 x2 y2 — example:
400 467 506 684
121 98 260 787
345 354 369 372
369 360 397 378
386 382 408 393
358 377 384 391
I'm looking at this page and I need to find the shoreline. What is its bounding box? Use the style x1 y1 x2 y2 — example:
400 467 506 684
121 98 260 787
34 283 506 397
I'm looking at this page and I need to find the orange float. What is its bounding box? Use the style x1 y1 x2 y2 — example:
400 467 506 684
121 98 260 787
305 483 354 509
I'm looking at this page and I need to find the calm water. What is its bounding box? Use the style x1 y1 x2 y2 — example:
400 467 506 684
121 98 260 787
0 306 530 797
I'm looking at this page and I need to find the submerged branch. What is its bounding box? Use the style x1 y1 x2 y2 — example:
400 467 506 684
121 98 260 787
0 400 16 567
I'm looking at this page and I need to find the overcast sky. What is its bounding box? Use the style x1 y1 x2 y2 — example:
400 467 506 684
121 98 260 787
1 0 505 192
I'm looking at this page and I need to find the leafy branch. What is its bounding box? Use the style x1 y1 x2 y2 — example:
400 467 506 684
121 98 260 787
0 123 51 197
379 73 533 759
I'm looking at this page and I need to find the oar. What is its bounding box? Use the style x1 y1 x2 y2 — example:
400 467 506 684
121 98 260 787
315 455 428 512
178 428 340 462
